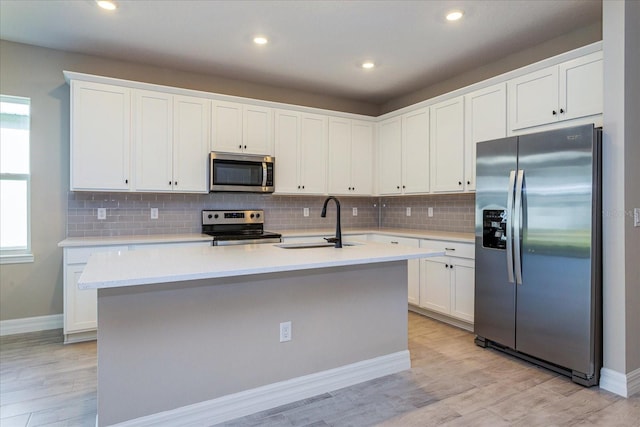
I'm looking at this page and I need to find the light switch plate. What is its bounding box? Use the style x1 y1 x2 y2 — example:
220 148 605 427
352 207 358 216
150 208 159 219
303 208 309 217
428 207 434 217
406 207 411 217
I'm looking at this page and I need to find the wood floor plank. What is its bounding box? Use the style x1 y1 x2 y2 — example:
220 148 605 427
2 313 639 427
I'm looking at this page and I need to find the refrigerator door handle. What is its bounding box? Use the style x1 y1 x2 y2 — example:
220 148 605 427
514 169 525 285
506 170 516 283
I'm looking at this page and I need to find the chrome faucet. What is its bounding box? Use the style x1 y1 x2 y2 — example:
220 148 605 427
321 196 342 248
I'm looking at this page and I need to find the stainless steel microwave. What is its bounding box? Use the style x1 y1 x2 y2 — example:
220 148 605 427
209 152 275 193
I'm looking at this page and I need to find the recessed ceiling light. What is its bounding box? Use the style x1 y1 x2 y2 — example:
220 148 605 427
253 36 268 45
96 0 117 11
362 61 375 69
446 10 463 21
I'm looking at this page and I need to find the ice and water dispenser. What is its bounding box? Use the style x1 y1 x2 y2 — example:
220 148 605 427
482 209 507 250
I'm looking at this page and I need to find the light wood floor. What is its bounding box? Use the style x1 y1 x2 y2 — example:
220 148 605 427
1 313 638 426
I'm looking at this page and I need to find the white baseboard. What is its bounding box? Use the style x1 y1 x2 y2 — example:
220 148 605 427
112 350 411 427
408 305 473 332
600 367 640 397
0 314 63 336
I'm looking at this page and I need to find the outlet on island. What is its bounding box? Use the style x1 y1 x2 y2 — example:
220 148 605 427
279 321 292 342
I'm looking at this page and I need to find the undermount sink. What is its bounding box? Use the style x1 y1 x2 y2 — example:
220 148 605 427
275 242 361 249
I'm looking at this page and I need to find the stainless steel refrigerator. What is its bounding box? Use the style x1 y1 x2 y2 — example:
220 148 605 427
474 124 602 386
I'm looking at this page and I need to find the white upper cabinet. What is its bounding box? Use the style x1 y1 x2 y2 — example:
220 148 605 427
211 100 273 155
134 90 209 193
509 51 602 131
378 116 403 195
402 108 430 194
274 110 328 194
378 109 430 196
134 90 173 191
430 96 464 192
328 118 373 195
70 81 132 191
172 95 210 192
464 83 507 191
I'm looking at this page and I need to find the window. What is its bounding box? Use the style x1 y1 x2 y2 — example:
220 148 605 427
1 95 32 264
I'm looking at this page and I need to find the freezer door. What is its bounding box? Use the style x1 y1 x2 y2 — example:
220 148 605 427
474 136 518 348
515 124 597 376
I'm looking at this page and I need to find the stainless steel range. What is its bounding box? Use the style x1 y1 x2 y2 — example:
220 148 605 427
202 210 282 246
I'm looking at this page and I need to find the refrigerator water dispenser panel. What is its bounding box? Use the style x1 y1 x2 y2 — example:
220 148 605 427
483 210 507 249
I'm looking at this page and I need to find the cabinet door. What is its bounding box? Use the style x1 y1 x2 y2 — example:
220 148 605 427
420 258 451 315
350 121 373 195
65 264 97 333
211 100 243 153
71 81 131 191
430 97 464 192
402 108 430 194
134 90 173 192
450 260 475 322
464 83 507 191
299 113 327 194
559 51 603 122
508 66 558 130
274 110 301 193
173 95 210 193
378 117 402 194
327 117 352 194
243 105 273 155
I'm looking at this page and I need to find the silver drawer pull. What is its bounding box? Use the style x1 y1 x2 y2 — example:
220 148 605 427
391 241 399 244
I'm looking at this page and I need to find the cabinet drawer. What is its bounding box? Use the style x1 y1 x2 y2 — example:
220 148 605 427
420 240 474 259
65 245 128 264
129 241 212 250
369 235 419 247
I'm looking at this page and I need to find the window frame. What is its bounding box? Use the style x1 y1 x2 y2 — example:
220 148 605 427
1 95 33 264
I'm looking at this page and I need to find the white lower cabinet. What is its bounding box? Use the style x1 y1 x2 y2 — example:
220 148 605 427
418 239 475 325
62 240 211 343
368 235 420 305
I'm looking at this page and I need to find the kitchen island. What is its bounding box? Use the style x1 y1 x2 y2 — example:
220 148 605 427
79 241 443 426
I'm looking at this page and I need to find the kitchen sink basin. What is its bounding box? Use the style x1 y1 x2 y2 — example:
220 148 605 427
275 242 361 249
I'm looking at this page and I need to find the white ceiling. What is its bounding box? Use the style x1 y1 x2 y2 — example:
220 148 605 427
0 0 602 105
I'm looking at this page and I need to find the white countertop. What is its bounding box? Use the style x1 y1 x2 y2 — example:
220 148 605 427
78 242 444 290
58 233 212 247
58 229 473 249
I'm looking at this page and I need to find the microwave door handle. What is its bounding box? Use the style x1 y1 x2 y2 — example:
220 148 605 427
506 170 516 284
262 162 267 187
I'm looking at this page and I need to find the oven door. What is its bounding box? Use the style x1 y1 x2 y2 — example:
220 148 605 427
210 152 274 193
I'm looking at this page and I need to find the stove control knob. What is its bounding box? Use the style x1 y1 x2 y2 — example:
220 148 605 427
256 213 261 218
214 214 219 219
207 214 212 219
250 213 255 219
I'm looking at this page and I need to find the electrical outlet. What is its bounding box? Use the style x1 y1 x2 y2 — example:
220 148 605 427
303 208 309 217
150 208 159 219
635 208 640 227
428 207 434 217
352 207 358 216
279 321 292 342
97 208 106 220
406 207 411 217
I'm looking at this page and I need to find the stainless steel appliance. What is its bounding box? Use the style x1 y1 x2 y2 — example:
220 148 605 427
202 209 281 246
474 124 602 386
210 152 274 193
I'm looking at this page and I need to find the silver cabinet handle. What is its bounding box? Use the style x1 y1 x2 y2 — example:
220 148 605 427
390 241 399 244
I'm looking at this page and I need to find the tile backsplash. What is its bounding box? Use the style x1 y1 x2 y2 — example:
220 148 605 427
66 192 474 237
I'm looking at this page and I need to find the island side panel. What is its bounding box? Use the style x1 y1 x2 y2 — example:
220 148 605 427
96 261 408 426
